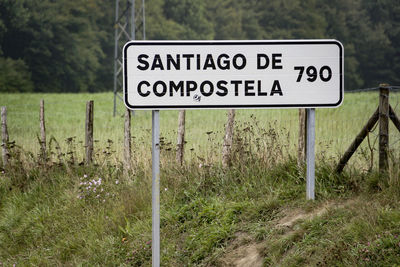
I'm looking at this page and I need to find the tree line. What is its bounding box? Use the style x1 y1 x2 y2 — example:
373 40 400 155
0 0 399 93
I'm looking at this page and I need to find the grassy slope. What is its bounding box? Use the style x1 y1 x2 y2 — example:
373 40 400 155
0 92 400 266
0 155 399 266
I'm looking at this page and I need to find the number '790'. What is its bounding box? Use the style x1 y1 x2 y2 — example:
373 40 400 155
294 66 332 82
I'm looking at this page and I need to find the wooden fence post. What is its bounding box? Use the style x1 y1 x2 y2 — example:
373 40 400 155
389 105 400 132
176 110 185 166
124 108 131 171
222 109 235 168
1 106 9 168
379 84 389 173
336 108 379 173
40 100 47 162
298 108 307 168
85 100 94 165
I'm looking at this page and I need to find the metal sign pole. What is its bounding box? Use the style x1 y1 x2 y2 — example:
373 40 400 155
130 0 135 40
152 110 160 266
306 108 315 200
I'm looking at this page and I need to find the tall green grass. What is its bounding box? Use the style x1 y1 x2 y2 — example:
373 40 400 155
0 134 399 265
1 90 400 265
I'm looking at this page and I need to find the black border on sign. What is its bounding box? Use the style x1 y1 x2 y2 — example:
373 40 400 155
123 40 344 110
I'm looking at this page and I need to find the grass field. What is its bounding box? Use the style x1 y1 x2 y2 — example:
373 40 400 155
1 91 400 169
1 91 400 266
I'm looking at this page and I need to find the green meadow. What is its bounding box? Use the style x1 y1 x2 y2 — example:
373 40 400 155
1 91 400 169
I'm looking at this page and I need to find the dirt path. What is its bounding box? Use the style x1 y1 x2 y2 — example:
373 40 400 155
218 233 264 267
218 199 354 266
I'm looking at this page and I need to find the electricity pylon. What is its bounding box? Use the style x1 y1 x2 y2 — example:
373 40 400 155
113 0 145 116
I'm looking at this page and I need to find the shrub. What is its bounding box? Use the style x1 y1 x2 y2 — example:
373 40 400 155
0 57 33 92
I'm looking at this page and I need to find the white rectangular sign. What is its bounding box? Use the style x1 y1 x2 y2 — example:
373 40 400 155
123 40 343 110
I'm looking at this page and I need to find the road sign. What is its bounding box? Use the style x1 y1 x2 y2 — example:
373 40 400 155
123 40 343 110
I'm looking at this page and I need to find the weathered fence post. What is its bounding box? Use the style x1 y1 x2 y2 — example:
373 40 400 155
40 100 47 162
379 84 389 173
85 100 94 165
222 109 235 168
298 108 307 168
336 108 379 173
1 106 9 168
176 110 185 166
124 108 131 171
389 105 400 132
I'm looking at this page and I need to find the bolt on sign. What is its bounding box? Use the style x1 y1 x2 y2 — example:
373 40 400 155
123 40 343 110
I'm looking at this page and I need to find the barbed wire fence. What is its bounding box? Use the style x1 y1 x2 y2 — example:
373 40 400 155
324 86 400 171
1 85 400 171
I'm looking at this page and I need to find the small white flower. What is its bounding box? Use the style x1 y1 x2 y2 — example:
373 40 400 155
164 188 168 191
115 180 119 185
84 174 88 178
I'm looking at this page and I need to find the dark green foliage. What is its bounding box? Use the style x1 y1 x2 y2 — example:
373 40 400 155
0 0 399 92
164 0 213 39
0 0 109 92
0 57 33 92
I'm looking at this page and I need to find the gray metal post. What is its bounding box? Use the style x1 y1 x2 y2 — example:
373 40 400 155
142 0 146 40
306 108 315 200
130 0 135 40
113 0 146 116
152 110 160 266
129 0 135 116
113 0 119 117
